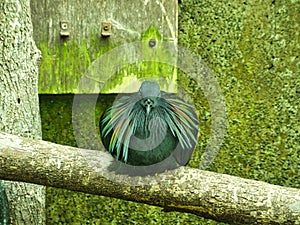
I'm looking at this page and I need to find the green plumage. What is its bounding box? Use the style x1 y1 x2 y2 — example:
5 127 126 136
100 81 199 175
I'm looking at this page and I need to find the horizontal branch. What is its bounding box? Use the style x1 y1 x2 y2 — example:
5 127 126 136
0 132 299 225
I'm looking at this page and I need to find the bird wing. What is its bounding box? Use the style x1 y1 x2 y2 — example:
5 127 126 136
101 94 141 162
160 93 199 150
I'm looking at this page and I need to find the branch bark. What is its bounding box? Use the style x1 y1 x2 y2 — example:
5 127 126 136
0 132 299 225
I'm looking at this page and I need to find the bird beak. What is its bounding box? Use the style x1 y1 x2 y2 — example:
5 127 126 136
146 104 151 116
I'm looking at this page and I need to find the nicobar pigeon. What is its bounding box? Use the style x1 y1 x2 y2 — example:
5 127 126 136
100 81 199 176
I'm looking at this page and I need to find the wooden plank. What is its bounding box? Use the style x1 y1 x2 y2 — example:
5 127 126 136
30 0 178 94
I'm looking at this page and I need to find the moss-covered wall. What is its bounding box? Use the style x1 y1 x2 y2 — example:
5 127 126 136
38 0 299 224
178 0 299 187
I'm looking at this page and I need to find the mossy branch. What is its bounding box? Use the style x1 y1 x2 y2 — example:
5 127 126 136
0 132 299 225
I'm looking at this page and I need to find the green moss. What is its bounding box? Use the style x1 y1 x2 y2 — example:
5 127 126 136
38 26 176 94
38 36 108 94
142 25 162 41
40 0 299 224
178 0 300 189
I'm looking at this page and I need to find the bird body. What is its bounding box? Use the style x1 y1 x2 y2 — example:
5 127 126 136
100 81 199 175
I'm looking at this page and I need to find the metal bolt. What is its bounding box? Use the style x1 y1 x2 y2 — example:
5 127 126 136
61 23 68 30
148 39 157 48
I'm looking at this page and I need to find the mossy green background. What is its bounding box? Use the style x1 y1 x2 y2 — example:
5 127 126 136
39 0 300 224
178 0 299 188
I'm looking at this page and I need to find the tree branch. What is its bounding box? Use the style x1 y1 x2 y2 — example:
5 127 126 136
0 132 299 225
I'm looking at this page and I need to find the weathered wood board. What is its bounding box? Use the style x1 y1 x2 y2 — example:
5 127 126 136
30 0 178 93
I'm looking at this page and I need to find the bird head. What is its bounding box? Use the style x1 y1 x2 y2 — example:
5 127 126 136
139 81 161 98
139 81 161 116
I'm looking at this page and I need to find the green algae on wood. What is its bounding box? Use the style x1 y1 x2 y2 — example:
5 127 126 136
31 0 178 94
37 26 177 94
